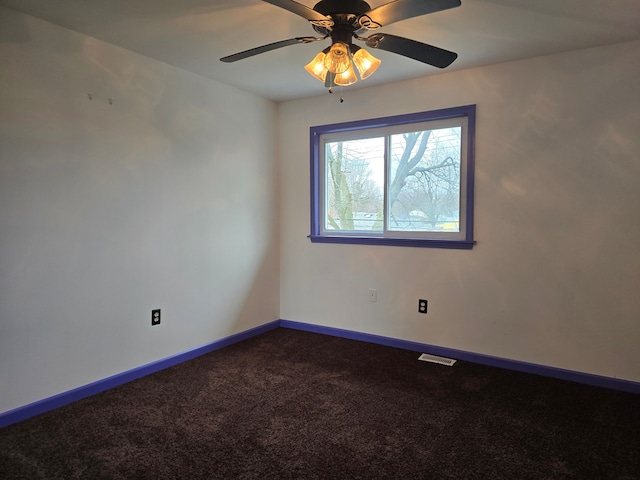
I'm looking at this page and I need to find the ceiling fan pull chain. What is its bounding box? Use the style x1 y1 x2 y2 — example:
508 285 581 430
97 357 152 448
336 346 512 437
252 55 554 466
326 85 345 103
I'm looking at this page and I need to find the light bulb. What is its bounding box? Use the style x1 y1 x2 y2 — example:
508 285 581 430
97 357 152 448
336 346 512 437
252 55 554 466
324 42 351 74
352 47 381 80
304 51 328 82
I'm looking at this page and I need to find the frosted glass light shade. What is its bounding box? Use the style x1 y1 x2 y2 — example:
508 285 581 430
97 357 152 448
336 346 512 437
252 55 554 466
334 62 358 86
305 51 328 82
324 42 351 74
352 48 381 80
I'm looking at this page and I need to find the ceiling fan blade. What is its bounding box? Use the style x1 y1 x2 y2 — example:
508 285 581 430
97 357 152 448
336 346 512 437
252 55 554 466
358 0 460 29
220 37 324 63
364 33 457 68
262 0 333 27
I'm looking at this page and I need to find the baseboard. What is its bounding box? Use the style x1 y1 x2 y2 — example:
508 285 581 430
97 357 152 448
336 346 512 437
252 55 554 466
0 320 280 428
3 318 637 429
279 319 640 395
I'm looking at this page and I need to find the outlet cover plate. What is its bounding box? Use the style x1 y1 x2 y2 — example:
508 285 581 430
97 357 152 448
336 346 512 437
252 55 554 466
418 299 428 314
151 309 161 326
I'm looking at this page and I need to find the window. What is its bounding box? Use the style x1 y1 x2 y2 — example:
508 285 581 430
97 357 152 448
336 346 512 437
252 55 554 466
310 105 476 249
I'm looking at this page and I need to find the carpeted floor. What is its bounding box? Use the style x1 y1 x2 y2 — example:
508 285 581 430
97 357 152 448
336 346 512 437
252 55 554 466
1 328 639 479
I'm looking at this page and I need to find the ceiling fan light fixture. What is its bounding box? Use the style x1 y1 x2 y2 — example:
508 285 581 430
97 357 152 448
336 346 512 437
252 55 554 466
324 42 351 74
308 43 381 86
351 46 381 80
304 49 329 82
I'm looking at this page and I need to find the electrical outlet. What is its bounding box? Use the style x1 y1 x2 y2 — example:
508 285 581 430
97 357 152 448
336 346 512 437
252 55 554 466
369 289 377 302
151 309 161 326
418 299 428 314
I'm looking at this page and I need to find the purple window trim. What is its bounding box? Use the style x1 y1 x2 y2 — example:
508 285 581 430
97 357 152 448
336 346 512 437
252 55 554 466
308 235 475 249
310 105 476 249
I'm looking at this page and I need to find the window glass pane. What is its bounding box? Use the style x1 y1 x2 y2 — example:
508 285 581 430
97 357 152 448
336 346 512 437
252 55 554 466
324 138 384 232
388 127 461 233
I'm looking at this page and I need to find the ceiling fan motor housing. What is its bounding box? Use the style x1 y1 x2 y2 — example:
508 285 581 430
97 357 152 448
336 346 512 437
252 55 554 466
330 22 357 46
313 0 371 16
312 0 371 41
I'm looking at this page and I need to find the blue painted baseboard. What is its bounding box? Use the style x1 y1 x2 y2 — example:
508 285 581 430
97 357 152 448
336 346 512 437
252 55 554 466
3 318 637 429
279 319 640 395
0 321 280 428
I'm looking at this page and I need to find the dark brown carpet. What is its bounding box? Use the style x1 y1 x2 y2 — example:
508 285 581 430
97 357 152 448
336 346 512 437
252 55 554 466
1 328 639 479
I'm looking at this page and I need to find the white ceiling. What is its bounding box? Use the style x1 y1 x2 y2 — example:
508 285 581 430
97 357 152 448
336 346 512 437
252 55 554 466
2 0 640 101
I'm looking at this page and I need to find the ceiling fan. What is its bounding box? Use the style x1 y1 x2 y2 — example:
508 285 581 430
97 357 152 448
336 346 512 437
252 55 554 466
220 0 461 89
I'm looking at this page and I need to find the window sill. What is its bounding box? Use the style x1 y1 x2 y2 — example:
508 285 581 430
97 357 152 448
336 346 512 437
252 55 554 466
308 235 476 250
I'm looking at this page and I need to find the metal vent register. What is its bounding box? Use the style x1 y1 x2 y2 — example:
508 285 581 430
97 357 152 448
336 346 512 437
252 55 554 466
418 353 457 366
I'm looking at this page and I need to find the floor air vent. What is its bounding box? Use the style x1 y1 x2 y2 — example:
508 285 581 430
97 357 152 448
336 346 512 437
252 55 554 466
418 353 457 366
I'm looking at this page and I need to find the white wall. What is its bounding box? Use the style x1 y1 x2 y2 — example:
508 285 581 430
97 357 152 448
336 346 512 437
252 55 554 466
279 40 640 382
0 7 279 413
